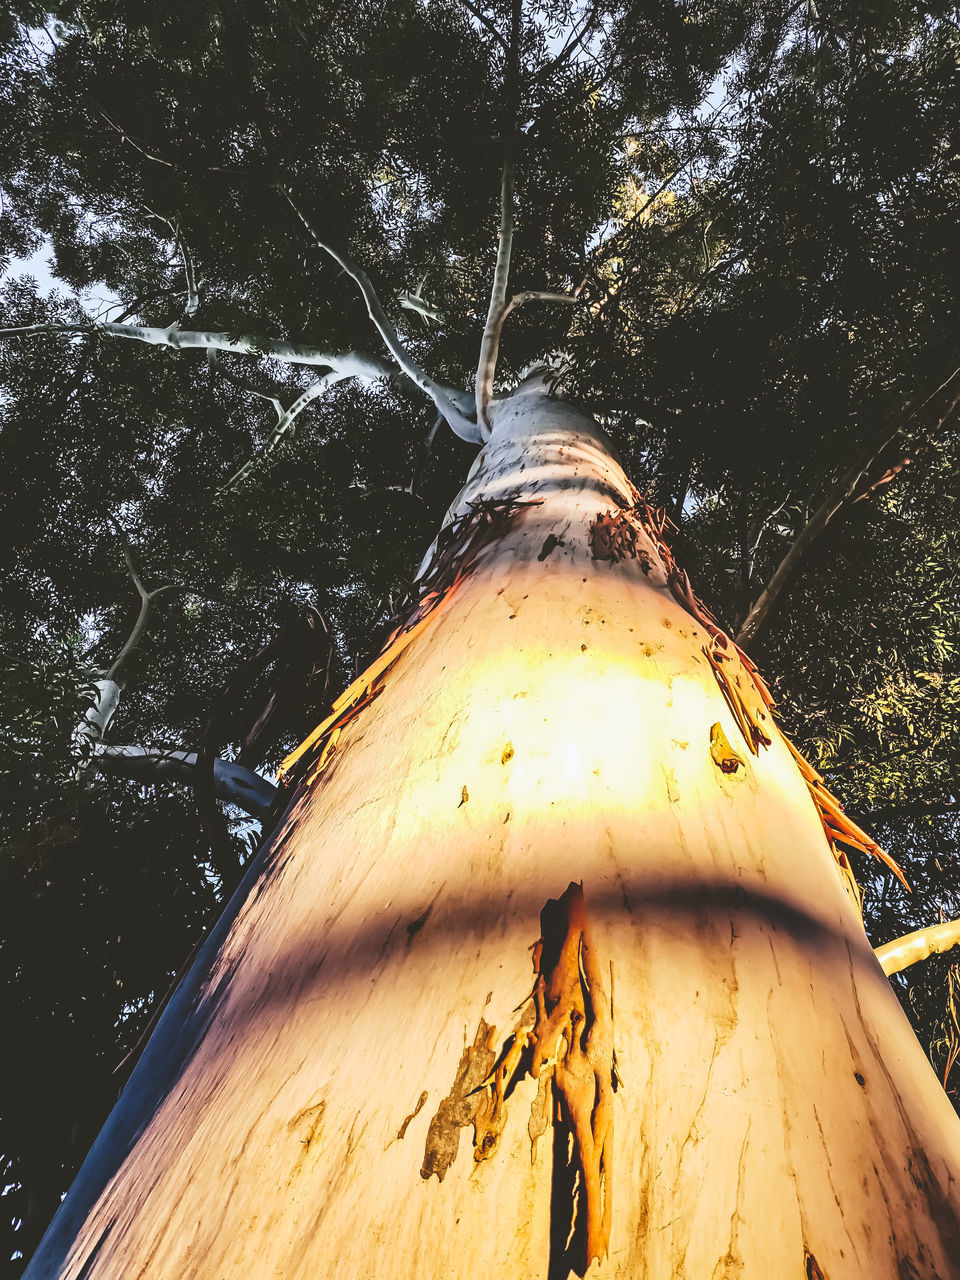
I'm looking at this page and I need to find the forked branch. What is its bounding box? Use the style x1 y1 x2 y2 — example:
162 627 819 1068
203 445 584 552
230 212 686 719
281 185 481 443
218 369 348 491
145 209 200 321
737 375 960 646
106 539 180 684
76 535 179 751
474 0 523 434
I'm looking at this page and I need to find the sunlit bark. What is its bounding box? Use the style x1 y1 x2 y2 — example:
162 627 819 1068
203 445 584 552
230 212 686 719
27 382 960 1279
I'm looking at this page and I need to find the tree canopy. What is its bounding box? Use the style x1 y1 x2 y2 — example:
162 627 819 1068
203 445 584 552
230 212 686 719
1 0 959 1271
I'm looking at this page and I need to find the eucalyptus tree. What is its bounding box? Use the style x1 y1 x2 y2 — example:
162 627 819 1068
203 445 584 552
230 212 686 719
3 0 960 1276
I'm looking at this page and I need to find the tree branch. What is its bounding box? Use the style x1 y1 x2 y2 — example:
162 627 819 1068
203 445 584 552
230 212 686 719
0 318 398 380
474 0 522 435
736 378 960 647
94 745 277 820
280 185 481 443
219 369 348 491
875 919 960 977
457 0 510 51
74 536 178 755
105 541 179 684
206 349 284 420
92 99 271 185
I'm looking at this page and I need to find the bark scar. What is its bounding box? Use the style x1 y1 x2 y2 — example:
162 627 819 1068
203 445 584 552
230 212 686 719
422 883 617 1272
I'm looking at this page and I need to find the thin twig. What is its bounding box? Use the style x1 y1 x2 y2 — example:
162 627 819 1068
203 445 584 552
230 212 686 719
207 350 284 421
529 3 598 83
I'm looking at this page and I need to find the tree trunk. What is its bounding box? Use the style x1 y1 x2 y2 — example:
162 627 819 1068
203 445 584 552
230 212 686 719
26 382 960 1279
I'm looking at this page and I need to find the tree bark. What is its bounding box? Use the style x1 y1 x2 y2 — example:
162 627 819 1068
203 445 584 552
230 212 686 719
26 382 960 1279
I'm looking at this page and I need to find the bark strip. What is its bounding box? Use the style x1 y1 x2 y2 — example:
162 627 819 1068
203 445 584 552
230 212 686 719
422 883 616 1272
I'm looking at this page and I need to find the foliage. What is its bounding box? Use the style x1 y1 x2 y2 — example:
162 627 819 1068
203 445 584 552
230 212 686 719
0 0 959 1271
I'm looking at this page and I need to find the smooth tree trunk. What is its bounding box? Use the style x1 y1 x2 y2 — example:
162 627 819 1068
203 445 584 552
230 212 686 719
26 383 960 1279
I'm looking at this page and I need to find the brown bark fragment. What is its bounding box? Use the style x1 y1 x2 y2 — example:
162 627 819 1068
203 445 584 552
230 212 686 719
397 1092 428 1141
805 1250 825 1279
420 1020 498 1182
709 722 745 775
528 1067 553 1163
533 882 615 1271
424 884 616 1272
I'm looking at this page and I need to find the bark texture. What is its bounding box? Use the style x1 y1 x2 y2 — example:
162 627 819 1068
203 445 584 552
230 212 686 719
27 383 960 1279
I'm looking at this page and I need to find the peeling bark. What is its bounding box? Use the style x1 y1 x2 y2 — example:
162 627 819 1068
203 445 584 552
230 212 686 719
421 882 615 1271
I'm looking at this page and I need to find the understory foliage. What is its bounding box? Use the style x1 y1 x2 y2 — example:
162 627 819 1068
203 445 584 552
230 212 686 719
1 0 959 1271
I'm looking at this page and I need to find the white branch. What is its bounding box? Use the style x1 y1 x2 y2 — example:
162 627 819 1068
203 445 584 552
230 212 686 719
73 539 177 761
475 288 581 429
280 186 481 443
0 322 479 435
144 209 200 320
94 745 277 820
175 226 200 318
219 370 348 491
475 155 516 436
0 319 396 377
74 677 123 754
206 350 284 420
501 290 581 323
875 920 960 977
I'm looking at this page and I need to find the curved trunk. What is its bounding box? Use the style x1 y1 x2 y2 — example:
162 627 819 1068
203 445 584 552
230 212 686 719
27 384 960 1279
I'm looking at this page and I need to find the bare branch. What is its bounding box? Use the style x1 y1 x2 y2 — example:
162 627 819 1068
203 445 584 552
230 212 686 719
74 535 179 755
2 317 479 453
475 160 516 436
206 350 284 420
501 289 582 323
736 380 960 647
106 539 180 685
876 919 960 977
219 370 347 491
476 289 581 425
144 209 201 320
93 101 178 169
0 318 397 380
280 185 481 443
94 745 277 820
457 0 510 51
176 226 200 318
92 99 271 185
